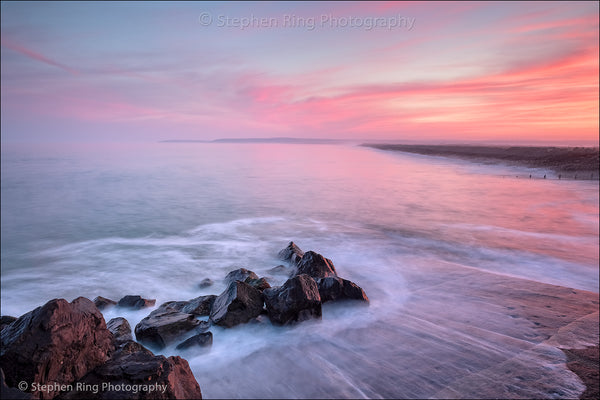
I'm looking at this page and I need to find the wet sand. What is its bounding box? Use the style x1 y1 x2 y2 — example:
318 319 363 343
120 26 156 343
362 144 600 179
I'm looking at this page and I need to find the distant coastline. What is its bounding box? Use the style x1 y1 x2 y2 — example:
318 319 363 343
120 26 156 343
362 144 600 180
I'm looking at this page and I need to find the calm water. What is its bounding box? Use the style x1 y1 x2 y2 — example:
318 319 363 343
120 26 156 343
1 142 598 398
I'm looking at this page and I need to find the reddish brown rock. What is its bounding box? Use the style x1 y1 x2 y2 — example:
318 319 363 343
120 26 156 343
61 346 202 399
0 297 114 399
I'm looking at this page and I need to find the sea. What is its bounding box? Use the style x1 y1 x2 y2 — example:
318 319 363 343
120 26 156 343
1 142 598 398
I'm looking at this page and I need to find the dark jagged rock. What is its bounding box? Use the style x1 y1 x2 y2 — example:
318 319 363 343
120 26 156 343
134 309 200 349
106 317 133 345
117 295 156 310
92 296 116 310
224 268 259 286
181 295 216 316
62 344 202 399
0 297 114 399
176 332 213 350
1 368 31 399
263 274 322 325
210 281 264 328
317 277 369 303
295 251 337 278
0 316 16 333
244 277 271 292
278 241 304 265
198 278 214 288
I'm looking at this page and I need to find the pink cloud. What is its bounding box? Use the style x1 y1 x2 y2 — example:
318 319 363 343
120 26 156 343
0 37 78 75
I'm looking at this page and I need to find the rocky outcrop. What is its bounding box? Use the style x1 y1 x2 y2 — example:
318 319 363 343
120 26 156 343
117 295 156 310
317 277 369 303
0 297 114 399
295 251 337 278
176 332 213 350
1 298 204 399
263 274 322 325
134 309 200 349
106 317 133 345
278 241 304 265
210 281 264 328
62 345 202 399
92 296 116 310
224 268 259 286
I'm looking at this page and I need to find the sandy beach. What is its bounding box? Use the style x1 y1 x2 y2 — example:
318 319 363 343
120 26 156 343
362 144 600 179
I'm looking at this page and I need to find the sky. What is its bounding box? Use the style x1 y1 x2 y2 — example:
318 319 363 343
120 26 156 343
1 1 598 144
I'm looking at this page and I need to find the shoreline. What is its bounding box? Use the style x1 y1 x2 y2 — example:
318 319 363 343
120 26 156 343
362 144 600 180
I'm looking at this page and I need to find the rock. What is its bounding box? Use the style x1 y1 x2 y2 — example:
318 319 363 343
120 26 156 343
106 317 133 345
62 345 202 399
181 295 216 316
224 268 259 286
134 309 200 349
0 316 16 333
244 277 271 292
1 368 31 399
157 301 189 313
0 297 114 399
92 296 116 310
317 277 369 303
263 274 322 325
117 295 156 310
198 278 214 289
176 332 213 350
278 241 304 265
268 265 288 274
115 340 154 356
195 320 211 333
295 251 337 278
210 281 264 328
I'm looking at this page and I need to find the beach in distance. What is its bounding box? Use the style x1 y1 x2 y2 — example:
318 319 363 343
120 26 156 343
362 144 600 179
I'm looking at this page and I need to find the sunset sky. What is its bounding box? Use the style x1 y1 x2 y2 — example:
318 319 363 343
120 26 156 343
1 1 598 143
